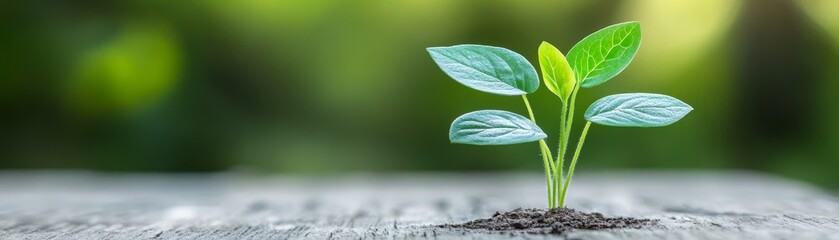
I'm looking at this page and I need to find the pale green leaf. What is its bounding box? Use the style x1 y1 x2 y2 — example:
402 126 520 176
450 110 547 145
567 22 642 88
538 41 575 102
427 44 539 95
584 93 692 127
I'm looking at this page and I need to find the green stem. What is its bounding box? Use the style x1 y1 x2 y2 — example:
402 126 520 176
559 121 591 207
522 95 536 123
552 154 562 207
539 140 554 208
555 84 580 207
522 95 555 208
563 85 581 152
522 96 556 170
553 101 567 207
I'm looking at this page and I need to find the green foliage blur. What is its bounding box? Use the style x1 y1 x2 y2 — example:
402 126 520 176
2 0 839 188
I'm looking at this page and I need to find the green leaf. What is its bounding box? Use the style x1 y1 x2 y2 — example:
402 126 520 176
427 44 539 96
538 41 575 102
450 110 547 145
584 93 692 127
567 21 642 88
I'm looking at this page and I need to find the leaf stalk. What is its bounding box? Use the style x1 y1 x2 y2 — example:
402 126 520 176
522 95 556 208
559 121 591 207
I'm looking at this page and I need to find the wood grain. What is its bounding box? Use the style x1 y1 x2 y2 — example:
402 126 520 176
0 170 836 239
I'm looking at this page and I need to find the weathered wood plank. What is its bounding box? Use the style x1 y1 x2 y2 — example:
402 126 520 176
0 170 836 239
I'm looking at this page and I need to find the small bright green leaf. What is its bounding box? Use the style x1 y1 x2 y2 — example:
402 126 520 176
538 41 575 102
584 93 692 127
450 110 547 145
567 22 642 88
427 44 539 96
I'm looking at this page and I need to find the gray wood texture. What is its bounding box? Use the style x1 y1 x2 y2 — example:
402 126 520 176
0 170 836 239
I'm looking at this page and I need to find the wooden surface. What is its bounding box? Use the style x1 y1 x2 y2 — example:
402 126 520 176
0 170 837 239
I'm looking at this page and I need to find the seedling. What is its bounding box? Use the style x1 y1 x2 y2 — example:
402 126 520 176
428 22 692 208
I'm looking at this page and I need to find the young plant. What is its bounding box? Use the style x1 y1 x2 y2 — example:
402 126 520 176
428 22 692 208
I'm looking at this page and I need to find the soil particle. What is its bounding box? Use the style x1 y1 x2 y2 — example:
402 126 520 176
439 208 656 235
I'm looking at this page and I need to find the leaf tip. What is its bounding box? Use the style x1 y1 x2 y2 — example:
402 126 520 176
539 41 557 50
627 21 642 33
618 21 641 29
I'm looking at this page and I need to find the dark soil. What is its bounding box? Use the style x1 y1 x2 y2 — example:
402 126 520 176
439 208 656 235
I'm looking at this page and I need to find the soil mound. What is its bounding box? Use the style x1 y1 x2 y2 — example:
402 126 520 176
439 208 655 235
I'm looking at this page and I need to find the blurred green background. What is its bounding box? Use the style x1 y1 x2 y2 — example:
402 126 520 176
2 0 839 188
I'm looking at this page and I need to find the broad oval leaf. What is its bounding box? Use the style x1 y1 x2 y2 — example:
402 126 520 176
584 93 692 127
567 22 642 88
450 110 547 145
538 41 576 102
427 44 539 96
